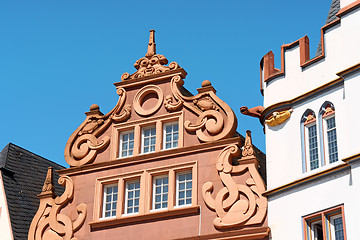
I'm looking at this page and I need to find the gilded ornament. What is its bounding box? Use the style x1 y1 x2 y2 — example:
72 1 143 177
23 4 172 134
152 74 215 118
265 109 293 127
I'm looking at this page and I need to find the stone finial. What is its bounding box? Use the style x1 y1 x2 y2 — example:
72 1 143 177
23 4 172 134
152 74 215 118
242 130 255 157
90 104 100 112
121 29 180 81
146 29 156 57
39 167 55 197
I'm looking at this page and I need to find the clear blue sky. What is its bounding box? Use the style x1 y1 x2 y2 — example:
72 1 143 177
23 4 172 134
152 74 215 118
1 0 333 167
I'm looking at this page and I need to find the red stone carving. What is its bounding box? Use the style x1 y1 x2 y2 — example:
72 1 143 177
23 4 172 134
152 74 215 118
64 87 131 167
202 139 267 228
240 106 265 119
165 77 237 142
121 30 179 81
28 168 87 240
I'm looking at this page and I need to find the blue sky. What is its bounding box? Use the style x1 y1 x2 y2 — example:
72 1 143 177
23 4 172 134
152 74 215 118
1 0 333 167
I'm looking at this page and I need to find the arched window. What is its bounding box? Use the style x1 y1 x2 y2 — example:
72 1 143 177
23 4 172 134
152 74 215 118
319 102 338 164
301 110 320 172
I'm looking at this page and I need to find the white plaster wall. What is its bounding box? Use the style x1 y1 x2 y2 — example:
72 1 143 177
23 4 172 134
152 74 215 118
341 71 360 158
263 7 360 108
0 172 14 240
264 4 360 239
341 0 357 8
268 165 360 240
265 87 344 189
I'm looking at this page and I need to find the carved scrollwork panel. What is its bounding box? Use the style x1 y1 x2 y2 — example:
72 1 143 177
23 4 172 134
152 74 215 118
165 75 237 142
202 144 267 228
64 87 131 167
29 169 87 240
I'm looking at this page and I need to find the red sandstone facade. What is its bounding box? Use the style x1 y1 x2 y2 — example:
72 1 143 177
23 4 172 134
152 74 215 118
28 30 269 240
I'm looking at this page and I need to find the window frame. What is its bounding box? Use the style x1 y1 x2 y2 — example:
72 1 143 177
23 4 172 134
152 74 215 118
141 125 157 154
305 121 320 171
329 214 345 240
323 114 338 164
123 179 141 216
163 121 179 150
101 183 118 219
111 112 184 160
303 205 346 240
175 170 192 208
94 161 197 224
151 174 169 211
119 130 135 158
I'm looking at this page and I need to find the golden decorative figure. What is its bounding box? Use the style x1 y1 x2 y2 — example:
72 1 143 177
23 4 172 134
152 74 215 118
265 109 293 127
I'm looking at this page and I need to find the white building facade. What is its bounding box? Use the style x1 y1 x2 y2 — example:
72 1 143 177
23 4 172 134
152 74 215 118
259 0 360 239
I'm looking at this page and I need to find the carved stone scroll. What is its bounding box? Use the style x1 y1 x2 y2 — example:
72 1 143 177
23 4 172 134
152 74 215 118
202 142 267 228
28 168 87 240
121 30 180 81
165 76 237 142
64 87 131 167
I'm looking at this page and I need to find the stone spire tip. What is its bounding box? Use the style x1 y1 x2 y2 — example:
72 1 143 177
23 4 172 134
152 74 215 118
146 29 156 56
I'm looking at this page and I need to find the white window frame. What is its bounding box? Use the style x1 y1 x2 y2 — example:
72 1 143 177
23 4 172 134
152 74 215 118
323 114 338 164
141 125 156 154
305 122 320 171
102 183 118 219
175 171 192 207
123 179 141 216
119 130 135 158
152 175 169 211
163 122 179 150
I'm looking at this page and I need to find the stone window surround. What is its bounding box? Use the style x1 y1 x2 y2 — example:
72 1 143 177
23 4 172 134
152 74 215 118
301 103 339 174
92 161 198 227
302 205 346 240
111 112 184 160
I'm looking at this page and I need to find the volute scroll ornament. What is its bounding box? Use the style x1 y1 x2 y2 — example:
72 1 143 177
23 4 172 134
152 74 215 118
28 168 87 240
65 87 131 167
202 133 267 228
165 77 237 142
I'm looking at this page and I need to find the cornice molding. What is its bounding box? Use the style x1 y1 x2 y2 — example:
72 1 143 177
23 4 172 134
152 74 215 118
177 226 270 240
261 78 343 124
263 163 349 197
58 137 242 176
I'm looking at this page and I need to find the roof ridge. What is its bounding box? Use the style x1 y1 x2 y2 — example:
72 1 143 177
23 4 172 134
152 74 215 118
0 143 11 168
7 143 65 169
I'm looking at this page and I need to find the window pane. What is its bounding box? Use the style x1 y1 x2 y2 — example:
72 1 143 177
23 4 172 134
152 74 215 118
326 117 338 163
119 131 134 158
103 185 118 218
142 126 156 153
333 217 344 240
308 125 319 170
164 123 179 149
177 172 192 206
153 176 169 210
125 180 140 214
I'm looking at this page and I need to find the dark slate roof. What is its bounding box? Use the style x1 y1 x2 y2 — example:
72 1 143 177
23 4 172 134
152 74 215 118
315 0 341 56
0 143 64 240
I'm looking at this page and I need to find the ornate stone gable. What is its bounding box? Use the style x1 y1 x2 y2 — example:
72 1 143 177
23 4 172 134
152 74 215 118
63 30 238 167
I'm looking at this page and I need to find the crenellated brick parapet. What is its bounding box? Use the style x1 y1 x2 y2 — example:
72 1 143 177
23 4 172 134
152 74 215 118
260 1 360 107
